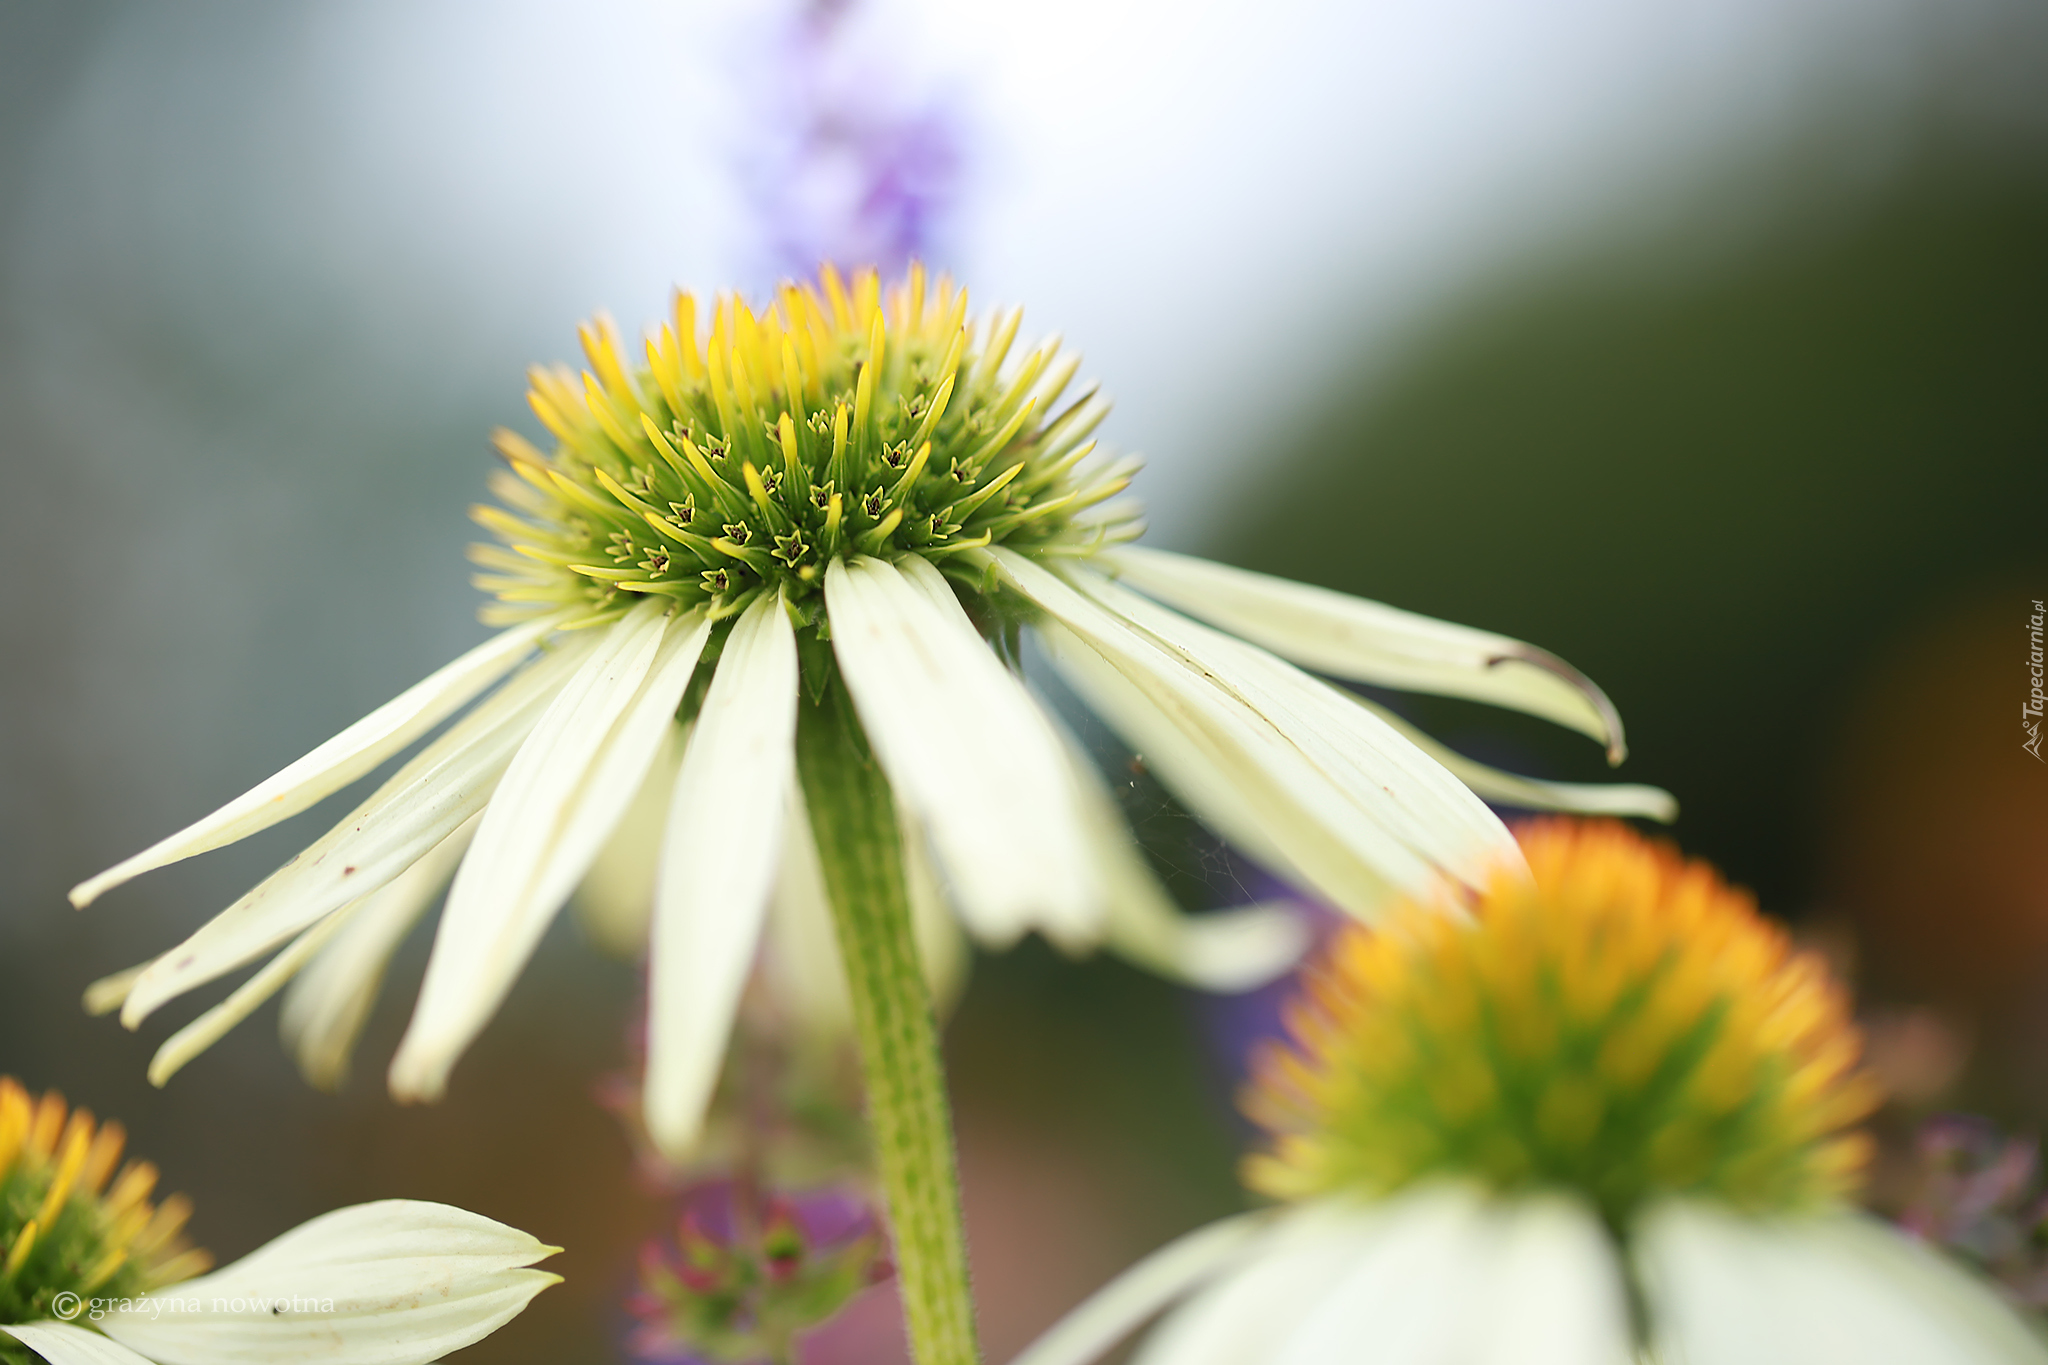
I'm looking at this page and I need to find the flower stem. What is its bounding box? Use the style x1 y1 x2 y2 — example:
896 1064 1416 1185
795 676 979 1365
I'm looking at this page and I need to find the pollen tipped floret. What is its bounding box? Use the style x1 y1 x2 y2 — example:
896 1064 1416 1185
473 263 1136 628
1245 820 1879 1225
0 1078 210 1326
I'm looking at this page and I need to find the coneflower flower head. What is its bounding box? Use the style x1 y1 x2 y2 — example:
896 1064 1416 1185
72 265 1666 1167
1246 819 1878 1227
476 262 1130 623
1012 823 2047 1365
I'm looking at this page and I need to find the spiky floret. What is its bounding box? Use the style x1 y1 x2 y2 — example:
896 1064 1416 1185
1245 820 1879 1227
471 264 1139 629
0 1079 209 1337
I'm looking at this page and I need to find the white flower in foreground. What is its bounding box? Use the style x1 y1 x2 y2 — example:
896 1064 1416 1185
0 1078 556 1365
72 266 1669 1159
1013 821 2048 1365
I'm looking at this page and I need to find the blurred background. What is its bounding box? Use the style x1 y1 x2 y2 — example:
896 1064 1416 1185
2 0 2045 1359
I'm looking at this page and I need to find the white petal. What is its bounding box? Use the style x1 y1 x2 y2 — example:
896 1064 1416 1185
826 555 1097 947
1261 1189 1628 1365
1054 726 1306 991
1036 616 1298 879
895 556 1097 952
1269 1186 1494 1365
1132 1205 1380 1365
100 1200 559 1365
1800 1217 2048 1364
510 616 712 949
1637 1201 2048 1365
1471 1197 1634 1365
992 549 1519 915
1635 1201 1811 1365
3 1322 159 1365
644 592 799 1158
71 615 560 908
1083 571 1518 885
82 963 152 1018
1113 1193 1631 1365
119 631 601 1029
1008 1213 1273 1365
572 720 688 957
147 900 359 1088
1353 694 1677 822
1107 546 1626 761
278 815 480 1091
390 602 706 1101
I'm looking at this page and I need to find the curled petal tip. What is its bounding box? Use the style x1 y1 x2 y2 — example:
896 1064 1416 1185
1498 645 1627 765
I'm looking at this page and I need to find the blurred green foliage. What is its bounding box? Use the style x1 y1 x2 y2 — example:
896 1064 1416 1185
1222 135 2048 914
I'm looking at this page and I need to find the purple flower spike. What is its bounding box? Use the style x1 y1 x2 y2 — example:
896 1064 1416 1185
731 0 968 285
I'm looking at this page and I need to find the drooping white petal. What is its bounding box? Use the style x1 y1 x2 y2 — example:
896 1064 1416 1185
644 592 798 1158
1637 1200 2048 1365
573 720 688 957
992 549 1519 915
147 898 358 1088
1084 571 1518 883
390 602 707 1101
1351 694 1677 821
71 615 562 908
501 615 712 951
1107 546 1627 761
1053 724 1306 991
82 963 152 1018
826 555 1098 946
99 1200 559 1365
1008 1213 1274 1365
278 815 480 1091
1036 617 1299 880
2 1322 159 1365
119 632 602 1029
1131 1205 1381 1365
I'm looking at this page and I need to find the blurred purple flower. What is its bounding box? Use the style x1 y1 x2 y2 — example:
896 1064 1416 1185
732 0 966 285
626 1178 893 1365
1897 1113 2048 1310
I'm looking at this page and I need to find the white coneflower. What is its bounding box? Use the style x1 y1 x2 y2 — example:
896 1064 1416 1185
1012 820 2045 1365
74 265 1659 1124
0 1078 555 1365
71 266 1665 1365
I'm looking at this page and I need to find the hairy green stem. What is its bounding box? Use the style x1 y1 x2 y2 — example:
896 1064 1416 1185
795 677 979 1365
